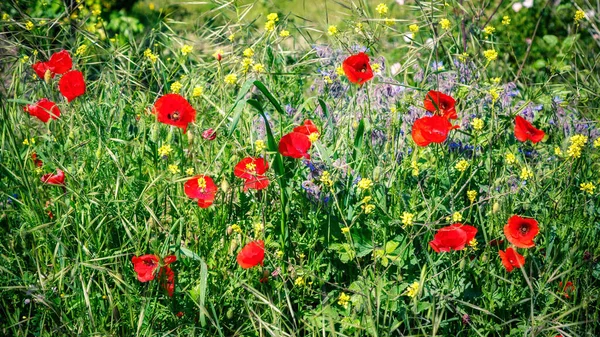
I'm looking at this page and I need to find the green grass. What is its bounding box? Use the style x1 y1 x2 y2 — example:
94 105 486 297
1 0 600 336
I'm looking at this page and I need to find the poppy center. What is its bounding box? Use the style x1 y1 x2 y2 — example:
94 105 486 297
519 224 529 234
143 260 157 267
197 177 207 192
358 64 367 73
168 111 181 121
245 163 257 175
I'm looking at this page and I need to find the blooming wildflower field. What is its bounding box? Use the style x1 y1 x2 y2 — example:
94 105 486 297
2 0 600 336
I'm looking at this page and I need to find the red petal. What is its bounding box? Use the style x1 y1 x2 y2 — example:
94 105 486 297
58 70 86 102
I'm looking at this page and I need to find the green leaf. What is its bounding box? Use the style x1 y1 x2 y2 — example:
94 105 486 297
543 35 558 47
253 80 285 115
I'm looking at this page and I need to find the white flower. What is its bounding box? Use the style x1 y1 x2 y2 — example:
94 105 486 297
403 32 413 43
512 2 523 12
395 0 405 4
390 63 401 76
523 0 533 8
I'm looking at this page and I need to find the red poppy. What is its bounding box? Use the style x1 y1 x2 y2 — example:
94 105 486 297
498 247 525 272
176 311 184 318
429 223 477 253
23 98 61 123
32 50 73 79
234 157 270 191
202 128 217 140
411 115 457 147
514 116 545 143
41 169 65 185
131 254 176 282
153 94 196 133
278 132 311 159
504 215 539 248
342 52 374 85
559 281 575 298
423 90 457 120
184 175 218 208
58 70 86 102
293 120 319 138
31 153 43 167
237 240 265 269
158 266 175 297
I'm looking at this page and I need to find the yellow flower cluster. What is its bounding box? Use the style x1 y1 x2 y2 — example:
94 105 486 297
294 277 305 286
224 74 237 85
594 137 600 148
170 81 182 94
452 212 462 222
168 164 180 175
405 282 419 298
192 86 203 97
265 12 278 32
409 24 419 33
23 138 35 145
252 63 265 73
411 160 419 176
158 144 173 157
574 10 585 23
471 118 484 131
467 190 477 203
483 25 495 36
469 238 478 250
328 25 338 36
505 152 516 164
440 18 451 30
279 30 290 38
338 292 351 307
255 140 266 152
484 49 498 62
75 44 87 56
243 48 254 58
320 171 334 187
375 3 388 15
181 44 193 56
520 167 533 180
401 212 414 226
580 182 595 195
185 167 194 175
502 16 511 25
357 178 373 191
567 134 587 158
25 21 34 30
341 226 350 234
144 49 158 63
455 159 469 172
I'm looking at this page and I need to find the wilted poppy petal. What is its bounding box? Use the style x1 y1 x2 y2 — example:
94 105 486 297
41 169 65 185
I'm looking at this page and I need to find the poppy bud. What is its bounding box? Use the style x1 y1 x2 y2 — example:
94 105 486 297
226 225 233 236
229 239 238 255
459 258 466 270
462 314 471 325
202 128 216 141
44 69 52 83
226 308 233 319
220 179 230 193
187 129 194 144
492 202 500 213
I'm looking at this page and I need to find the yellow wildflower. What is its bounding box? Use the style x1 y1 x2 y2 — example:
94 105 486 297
167 164 180 175
384 17 394 26
308 132 319 142
341 227 350 234
279 30 290 38
266 13 279 22
362 204 376 214
574 10 585 23
149 3 155 10
323 75 333 84
405 282 419 298
520 167 533 180
355 22 364 33
554 147 563 156
567 134 588 158
328 25 338 36
241 57 254 72
471 118 484 131
255 140 266 152
294 277 305 286
158 144 173 157
468 238 478 250
92 8 101 16
181 44 193 56
594 137 600 148
243 48 254 58
276 250 284 258
458 53 469 62
252 63 265 73
230 224 242 234
264 20 276 32
357 178 373 190
192 86 203 97
2 13 9 20
505 152 516 164
224 74 237 85
411 160 419 176
401 212 414 226
452 212 462 222
75 45 87 56
228 33 235 42
483 25 496 36
338 292 351 307
170 81 182 94
440 18 451 30
21 55 29 63
483 49 498 62
455 159 469 172
502 16 511 25
489 88 500 102
409 24 419 33
185 167 194 176
25 21 34 30
467 190 477 203
376 3 388 15
144 49 158 63
580 182 596 195
320 171 334 187
371 63 381 73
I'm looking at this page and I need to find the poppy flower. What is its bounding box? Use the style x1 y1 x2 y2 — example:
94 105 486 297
202 128 217 140
293 120 319 138
237 240 265 269
278 132 311 159
429 223 477 253
158 266 175 297
32 50 73 79
498 247 525 272
514 116 545 143
342 52 374 85
153 94 196 133
41 169 65 185
559 281 575 298
23 98 61 123
234 157 270 191
58 70 86 102
131 254 176 282
504 215 539 248
411 115 457 147
184 175 218 208
424 90 457 119
31 153 43 167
